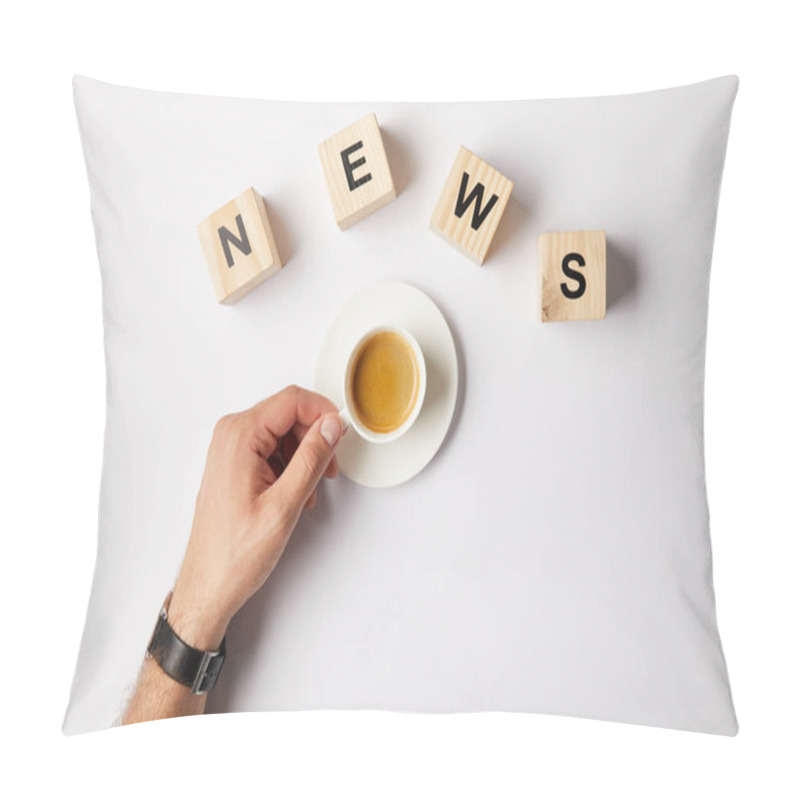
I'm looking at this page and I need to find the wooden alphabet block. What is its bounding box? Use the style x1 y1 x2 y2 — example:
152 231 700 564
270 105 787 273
318 113 396 229
197 187 282 304
430 145 513 265
539 230 606 322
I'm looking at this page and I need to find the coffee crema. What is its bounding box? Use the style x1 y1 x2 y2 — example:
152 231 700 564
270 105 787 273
350 331 420 434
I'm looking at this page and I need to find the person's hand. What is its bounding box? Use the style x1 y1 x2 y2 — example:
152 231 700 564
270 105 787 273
167 385 345 650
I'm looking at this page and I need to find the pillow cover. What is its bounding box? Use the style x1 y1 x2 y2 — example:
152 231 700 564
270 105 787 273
65 75 739 735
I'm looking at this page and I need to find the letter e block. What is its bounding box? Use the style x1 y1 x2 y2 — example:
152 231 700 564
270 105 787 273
430 145 513 265
539 230 606 322
318 113 396 229
197 187 282 304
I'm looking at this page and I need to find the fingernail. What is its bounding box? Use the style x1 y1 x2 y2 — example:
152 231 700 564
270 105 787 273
336 407 350 435
320 414 341 447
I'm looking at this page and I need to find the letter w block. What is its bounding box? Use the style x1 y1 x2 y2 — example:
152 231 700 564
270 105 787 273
430 146 513 265
197 187 283 304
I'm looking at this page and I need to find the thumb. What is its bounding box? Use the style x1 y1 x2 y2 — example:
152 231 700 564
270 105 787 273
274 412 343 513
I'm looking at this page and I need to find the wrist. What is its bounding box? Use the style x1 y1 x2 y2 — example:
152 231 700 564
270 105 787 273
167 584 230 652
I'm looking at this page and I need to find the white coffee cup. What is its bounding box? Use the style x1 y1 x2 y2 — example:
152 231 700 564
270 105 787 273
340 325 426 444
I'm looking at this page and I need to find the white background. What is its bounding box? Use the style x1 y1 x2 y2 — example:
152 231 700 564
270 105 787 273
1 0 797 796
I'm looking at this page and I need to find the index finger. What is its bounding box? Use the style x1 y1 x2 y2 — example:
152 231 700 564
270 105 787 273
245 385 338 455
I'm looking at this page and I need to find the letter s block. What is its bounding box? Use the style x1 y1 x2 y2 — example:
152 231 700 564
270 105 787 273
318 113 396 229
430 145 513 265
197 187 283 304
539 230 606 322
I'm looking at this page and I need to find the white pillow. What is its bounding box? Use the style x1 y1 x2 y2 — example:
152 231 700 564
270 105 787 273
65 75 739 735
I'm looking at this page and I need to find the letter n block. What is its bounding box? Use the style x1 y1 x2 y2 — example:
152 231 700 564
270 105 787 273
318 113 396 229
539 230 606 322
430 145 514 265
197 187 283 304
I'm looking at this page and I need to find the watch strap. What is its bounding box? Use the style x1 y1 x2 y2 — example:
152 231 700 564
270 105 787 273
147 595 226 695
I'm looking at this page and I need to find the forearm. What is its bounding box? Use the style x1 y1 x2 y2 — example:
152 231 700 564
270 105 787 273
121 586 230 725
122 655 208 723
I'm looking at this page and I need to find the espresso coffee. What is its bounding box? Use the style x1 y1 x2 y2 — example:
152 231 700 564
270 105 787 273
350 331 420 434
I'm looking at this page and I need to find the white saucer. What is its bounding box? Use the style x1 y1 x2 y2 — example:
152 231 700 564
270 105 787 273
314 281 459 489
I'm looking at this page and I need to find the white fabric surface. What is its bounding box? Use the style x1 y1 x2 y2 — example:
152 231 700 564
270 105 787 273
65 75 738 735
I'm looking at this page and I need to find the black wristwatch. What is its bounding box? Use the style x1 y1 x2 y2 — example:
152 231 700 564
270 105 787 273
147 593 226 695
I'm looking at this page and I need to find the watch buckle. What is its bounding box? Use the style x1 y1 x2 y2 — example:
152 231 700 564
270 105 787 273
191 651 213 695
